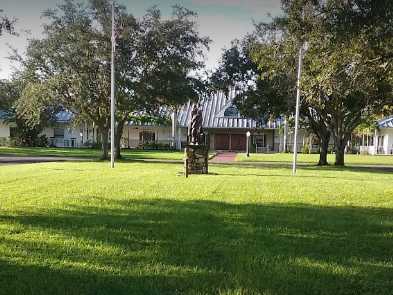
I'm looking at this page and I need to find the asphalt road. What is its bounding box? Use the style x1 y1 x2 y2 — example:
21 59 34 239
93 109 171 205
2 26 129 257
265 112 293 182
0 155 88 165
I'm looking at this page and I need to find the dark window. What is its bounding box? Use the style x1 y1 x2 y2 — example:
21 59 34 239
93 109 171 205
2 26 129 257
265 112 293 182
378 136 384 147
54 128 65 137
224 105 239 117
139 131 155 144
369 135 374 146
254 134 266 147
9 127 17 138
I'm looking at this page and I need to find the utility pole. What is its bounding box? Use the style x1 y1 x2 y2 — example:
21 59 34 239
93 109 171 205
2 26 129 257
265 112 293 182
110 0 116 168
292 44 304 176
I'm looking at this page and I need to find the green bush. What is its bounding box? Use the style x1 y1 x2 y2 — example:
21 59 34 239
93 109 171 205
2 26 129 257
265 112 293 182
142 142 172 150
0 137 10 146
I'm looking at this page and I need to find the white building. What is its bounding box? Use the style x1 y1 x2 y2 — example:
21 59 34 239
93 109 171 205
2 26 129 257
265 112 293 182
123 92 306 152
1 95 392 154
0 111 14 146
368 116 393 155
0 111 98 148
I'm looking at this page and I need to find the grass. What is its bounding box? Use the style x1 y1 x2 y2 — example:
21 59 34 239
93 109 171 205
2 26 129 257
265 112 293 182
0 160 393 294
0 146 184 161
236 152 393 166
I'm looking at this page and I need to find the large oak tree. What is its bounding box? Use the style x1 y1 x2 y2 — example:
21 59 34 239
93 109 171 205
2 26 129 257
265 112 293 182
17 0 209 159
214 0 392 166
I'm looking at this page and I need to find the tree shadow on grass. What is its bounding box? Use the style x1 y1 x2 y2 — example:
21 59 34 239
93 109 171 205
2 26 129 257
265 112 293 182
1 200 393 294
215 162 393 175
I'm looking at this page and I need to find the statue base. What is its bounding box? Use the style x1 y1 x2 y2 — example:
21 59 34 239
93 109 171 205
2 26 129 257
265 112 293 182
184 144 208 177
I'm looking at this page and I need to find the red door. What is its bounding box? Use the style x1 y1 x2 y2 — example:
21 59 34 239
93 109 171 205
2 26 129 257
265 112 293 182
231 134 246 151
215 134 230 150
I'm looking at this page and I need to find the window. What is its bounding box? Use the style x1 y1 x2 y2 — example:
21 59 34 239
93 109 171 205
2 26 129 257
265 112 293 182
139 131 155 144
9 127 17 138
54 128 65 137
224 105 239 117
254 134 266 147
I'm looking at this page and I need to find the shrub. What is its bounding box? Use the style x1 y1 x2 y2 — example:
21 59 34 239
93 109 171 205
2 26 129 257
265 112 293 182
142 142 172 150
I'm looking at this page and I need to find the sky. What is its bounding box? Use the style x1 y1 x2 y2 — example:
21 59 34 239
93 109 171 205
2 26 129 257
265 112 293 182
0 0 282 80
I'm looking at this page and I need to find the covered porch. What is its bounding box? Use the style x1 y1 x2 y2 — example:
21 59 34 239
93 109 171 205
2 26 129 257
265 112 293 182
209 129 277 152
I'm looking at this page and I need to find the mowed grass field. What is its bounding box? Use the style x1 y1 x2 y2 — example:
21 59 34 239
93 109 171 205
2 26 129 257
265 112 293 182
236 152 393 166
0 159 393 294
0 146 184 161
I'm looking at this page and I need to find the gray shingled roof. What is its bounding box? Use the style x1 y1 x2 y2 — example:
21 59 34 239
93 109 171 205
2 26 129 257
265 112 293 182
378 116 393 128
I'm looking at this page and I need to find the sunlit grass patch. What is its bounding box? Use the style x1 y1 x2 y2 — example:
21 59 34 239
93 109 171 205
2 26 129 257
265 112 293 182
0 161 392 294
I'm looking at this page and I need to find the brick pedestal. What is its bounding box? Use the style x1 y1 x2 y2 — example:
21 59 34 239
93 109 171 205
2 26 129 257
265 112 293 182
184 144 208 177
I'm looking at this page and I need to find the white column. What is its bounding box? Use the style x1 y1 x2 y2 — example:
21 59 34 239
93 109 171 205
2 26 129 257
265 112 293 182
283 117 288 152
374 129 378 155
171 111 179 150
177 125 181 150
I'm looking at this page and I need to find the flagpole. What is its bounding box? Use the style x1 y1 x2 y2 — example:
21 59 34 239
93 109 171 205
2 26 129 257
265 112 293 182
292 44 303 176
110 0 115 168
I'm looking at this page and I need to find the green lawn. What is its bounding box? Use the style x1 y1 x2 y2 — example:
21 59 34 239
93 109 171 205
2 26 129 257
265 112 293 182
0 146 184 161
236 152 393 166
0 161 392 294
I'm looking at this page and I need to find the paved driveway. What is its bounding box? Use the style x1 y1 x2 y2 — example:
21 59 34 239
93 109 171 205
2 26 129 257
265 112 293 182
0 156 87 165
210 152 237 163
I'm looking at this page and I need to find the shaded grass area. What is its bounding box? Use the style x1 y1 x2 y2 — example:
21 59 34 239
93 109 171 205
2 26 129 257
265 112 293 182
0 146 183 161
236 152 393 166
0 162 393 294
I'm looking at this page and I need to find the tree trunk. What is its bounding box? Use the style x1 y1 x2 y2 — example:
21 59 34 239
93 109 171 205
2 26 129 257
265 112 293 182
335 146 345 166
115 120 125 160
318 132 330 166
100 128 109 160
334 138 347 166
304 109 331 166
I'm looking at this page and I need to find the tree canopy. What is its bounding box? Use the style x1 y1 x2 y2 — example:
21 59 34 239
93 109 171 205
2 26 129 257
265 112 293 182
16 0 210 159
0 9 15 36
213 0 393 166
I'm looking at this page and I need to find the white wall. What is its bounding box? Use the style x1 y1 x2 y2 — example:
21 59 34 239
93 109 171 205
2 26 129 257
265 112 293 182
44 126 80 147
387 130 393 155
122 126 175 148
360 128 393 155
284 129 309 152
0 121 10 138
380 128 393 154
120 126 320 152
44 125 94 148
41 127 54 139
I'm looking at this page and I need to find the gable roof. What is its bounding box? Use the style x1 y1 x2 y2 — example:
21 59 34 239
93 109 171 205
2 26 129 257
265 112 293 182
1 91 282 129
378 116 393 128
55 111 73 123
177 91 280 129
